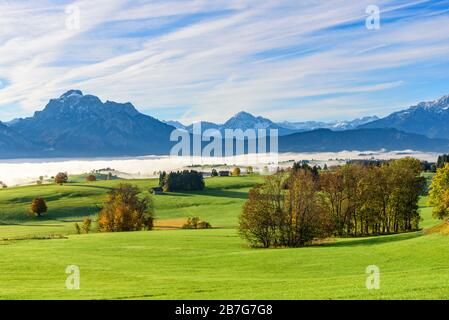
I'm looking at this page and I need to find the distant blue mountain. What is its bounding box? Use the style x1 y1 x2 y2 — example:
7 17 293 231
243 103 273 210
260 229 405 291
359 94 449 139
278 116 379 131
279 128 449 153
178 111 296 136
9 90 176 157
0 121 41 157
169 112 379 135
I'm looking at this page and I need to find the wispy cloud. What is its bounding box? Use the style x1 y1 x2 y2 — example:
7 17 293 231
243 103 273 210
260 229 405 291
0 0 448 122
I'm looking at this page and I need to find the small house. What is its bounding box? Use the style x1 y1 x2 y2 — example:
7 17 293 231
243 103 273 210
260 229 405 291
151 187 163 195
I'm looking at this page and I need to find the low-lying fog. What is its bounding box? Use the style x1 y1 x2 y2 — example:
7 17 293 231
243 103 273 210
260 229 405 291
0 150 439 186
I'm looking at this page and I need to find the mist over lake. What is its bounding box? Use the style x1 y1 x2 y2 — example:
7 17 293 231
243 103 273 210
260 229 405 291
0 150 439 186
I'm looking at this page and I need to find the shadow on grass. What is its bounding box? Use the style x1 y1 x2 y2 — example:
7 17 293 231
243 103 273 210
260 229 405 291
201 189 248 200
0 205 101 224
156 193 190 197
68 184 114 191
159 189 248 200
5 186 109 205
317 231 424 248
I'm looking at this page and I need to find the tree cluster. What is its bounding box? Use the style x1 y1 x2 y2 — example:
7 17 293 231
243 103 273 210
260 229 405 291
319 158 425 237
239 170 330 248
159 170 205 192
239 158 425 247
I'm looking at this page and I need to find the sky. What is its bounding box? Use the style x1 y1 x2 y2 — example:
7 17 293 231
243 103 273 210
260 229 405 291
0 0 448 124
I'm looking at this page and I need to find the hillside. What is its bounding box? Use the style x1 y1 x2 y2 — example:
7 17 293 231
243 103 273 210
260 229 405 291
0 121 40 157
0 176 448 299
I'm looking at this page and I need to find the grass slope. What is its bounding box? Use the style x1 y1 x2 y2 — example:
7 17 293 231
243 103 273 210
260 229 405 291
0 175 448 299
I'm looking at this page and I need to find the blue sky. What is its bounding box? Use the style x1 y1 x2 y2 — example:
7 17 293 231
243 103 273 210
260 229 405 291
0 0 448 124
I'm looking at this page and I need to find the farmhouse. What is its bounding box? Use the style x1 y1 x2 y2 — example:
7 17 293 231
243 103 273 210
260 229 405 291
150 187 163 195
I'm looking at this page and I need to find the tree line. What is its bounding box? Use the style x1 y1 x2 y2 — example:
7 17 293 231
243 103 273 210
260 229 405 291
239 158 426 247
159 170 205 192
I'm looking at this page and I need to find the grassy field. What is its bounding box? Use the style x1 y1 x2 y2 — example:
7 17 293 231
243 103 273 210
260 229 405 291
0 174 448 299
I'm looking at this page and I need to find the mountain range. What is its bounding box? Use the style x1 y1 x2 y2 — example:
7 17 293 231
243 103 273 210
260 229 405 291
165 113 379 135
0 90 448 159
359 95 449 139
277 116 379 132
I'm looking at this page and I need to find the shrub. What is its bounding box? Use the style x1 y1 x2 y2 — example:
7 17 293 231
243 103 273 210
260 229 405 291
231 167 241 176
197 221 212 229
182 217 212 229
86 174 97 182
82 217 92 233
211 169 218 177
74 223 81 234
97 183 154 232
29 198 48 217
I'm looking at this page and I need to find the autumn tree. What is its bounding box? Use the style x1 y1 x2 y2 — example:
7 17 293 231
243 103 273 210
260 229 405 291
239 174 285 247
30 198 48 217
231 167 241 176
429 163 449 219
55 172 68 185
239 171 330 247
283 170 330 246
97 183 154 232
319 167 346 236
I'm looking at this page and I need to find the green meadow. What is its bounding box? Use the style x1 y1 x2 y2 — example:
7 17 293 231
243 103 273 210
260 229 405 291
0 175 448 299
